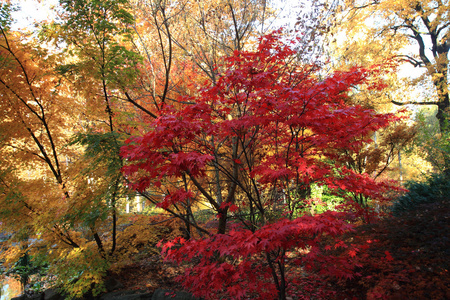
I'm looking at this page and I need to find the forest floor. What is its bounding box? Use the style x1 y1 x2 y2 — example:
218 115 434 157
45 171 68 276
3 199 447 299
111 255 183 293
110 197 450 299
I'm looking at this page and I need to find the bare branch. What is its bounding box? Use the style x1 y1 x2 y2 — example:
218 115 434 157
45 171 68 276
391 99 437 106
394 54 424 67
124 92 158 119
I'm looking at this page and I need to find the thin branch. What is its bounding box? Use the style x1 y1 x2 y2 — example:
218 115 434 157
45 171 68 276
391 99 438 106
124 92 158 119
137 190 211 236
394 54 424 67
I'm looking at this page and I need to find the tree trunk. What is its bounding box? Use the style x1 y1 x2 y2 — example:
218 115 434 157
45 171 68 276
217 208 228 234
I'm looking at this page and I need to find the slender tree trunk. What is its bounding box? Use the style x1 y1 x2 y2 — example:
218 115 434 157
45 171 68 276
217 207 228 234
435 88 449 135
434 79 450 175
398 150 403 182
266 251 287 300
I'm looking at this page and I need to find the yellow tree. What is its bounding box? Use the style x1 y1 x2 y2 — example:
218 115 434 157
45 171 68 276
0 5 97 293
327 0 450 171
320 0 446 176
0 18 82 249
0 2 160 296
330 0 449 123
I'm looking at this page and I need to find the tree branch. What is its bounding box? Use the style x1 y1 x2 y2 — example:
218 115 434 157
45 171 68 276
391 99 437 106
124 92 158 119
394 54 424 67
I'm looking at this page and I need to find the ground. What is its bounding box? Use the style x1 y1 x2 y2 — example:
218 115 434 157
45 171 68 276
110 198 450 299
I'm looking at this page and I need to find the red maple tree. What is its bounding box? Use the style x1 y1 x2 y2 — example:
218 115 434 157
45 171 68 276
121 32 403 299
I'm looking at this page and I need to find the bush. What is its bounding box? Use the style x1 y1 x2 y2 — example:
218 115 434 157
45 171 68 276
5 251 48 293
391 173 450 216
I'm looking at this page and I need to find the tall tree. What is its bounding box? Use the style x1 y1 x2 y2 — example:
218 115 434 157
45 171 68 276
329 0 449 134
125 0 272 112
0 5 81 249
0 1 149 296
0 5 108 295
321 0 445 175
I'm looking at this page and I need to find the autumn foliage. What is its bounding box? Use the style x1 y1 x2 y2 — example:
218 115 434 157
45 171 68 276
120 32 404 299
2 0 441 298
160 211 357 299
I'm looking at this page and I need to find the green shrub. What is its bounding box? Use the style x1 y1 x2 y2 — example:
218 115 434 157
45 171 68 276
4 251 49 294
391 174 450 216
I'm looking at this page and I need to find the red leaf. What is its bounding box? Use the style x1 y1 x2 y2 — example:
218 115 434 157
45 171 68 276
385 250 394 262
